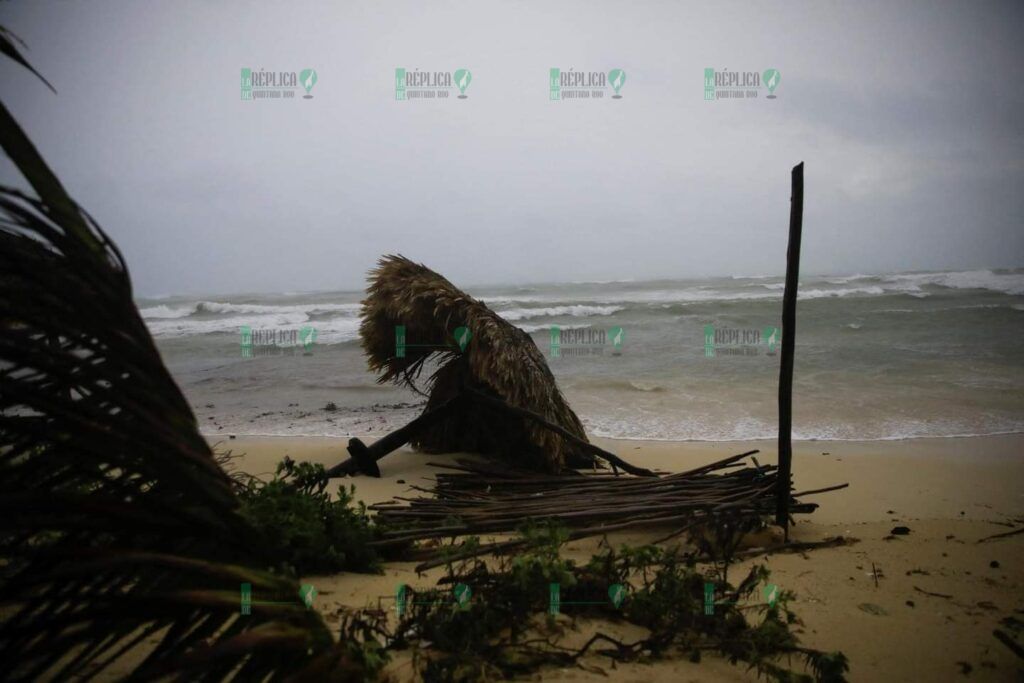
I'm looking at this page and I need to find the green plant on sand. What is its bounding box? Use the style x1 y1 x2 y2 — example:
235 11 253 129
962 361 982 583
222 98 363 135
235 456 380 575
375 520 849 682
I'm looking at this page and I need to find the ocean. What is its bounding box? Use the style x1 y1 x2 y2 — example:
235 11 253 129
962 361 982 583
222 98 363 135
141 269 1024 443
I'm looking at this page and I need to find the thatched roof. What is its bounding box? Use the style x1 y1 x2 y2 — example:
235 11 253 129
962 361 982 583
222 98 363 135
359 255 593 473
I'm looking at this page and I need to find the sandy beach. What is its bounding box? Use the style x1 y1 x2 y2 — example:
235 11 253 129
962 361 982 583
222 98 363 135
216 433 1024 682
5 2 1023 680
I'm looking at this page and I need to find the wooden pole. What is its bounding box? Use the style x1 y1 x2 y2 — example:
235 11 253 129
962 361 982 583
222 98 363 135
325 394 463 477
775 162 804 537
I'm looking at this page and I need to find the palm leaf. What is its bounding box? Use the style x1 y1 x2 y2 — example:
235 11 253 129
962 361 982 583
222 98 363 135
0 26 56 94
0 38 349 682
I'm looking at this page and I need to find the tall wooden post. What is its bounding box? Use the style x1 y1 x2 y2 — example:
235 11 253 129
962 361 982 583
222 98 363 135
775 162 804 538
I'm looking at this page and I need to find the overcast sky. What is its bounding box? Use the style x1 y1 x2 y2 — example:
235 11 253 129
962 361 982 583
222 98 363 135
0 0 1021 297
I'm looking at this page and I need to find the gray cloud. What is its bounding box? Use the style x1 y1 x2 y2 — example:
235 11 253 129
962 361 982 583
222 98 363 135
0 0 1021 296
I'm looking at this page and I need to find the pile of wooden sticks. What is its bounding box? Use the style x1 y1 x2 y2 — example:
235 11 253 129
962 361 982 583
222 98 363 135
369 449 847 570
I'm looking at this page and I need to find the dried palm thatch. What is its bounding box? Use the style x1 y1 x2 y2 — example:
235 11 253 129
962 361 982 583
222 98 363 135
368 452 848 572
360 255 595 473
0 33 365 681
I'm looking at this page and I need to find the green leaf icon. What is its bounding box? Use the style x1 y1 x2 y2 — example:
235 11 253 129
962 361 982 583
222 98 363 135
763 583 778 607
454 69 472 95
608 326 624 349
763 69 780 94
608 69 626 95
453 583 472 607
299 584 317 608
454 326 472 352
395 583 407 616
299 326 317 349
300 68 318 95
608 583 625 608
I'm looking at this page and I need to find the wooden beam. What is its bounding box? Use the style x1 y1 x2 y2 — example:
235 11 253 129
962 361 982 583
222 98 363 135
325 394 463 478
776 162 804 536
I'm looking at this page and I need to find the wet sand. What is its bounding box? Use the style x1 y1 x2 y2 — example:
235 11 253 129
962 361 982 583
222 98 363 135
218 434 1024 682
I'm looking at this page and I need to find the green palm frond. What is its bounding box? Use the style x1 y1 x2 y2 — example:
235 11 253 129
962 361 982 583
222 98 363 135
0 43 347 682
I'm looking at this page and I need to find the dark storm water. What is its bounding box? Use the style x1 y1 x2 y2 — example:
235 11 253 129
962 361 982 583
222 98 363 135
141 269 1024 442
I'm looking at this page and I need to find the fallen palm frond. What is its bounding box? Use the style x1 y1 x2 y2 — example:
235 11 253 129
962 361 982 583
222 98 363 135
368 451 847 571
359 254 593 472
0 36 371 681
382 523 850 682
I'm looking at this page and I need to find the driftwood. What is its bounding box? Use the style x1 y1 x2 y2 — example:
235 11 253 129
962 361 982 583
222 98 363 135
976 526 1024 543
913 586 953 599
325 395 464 477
